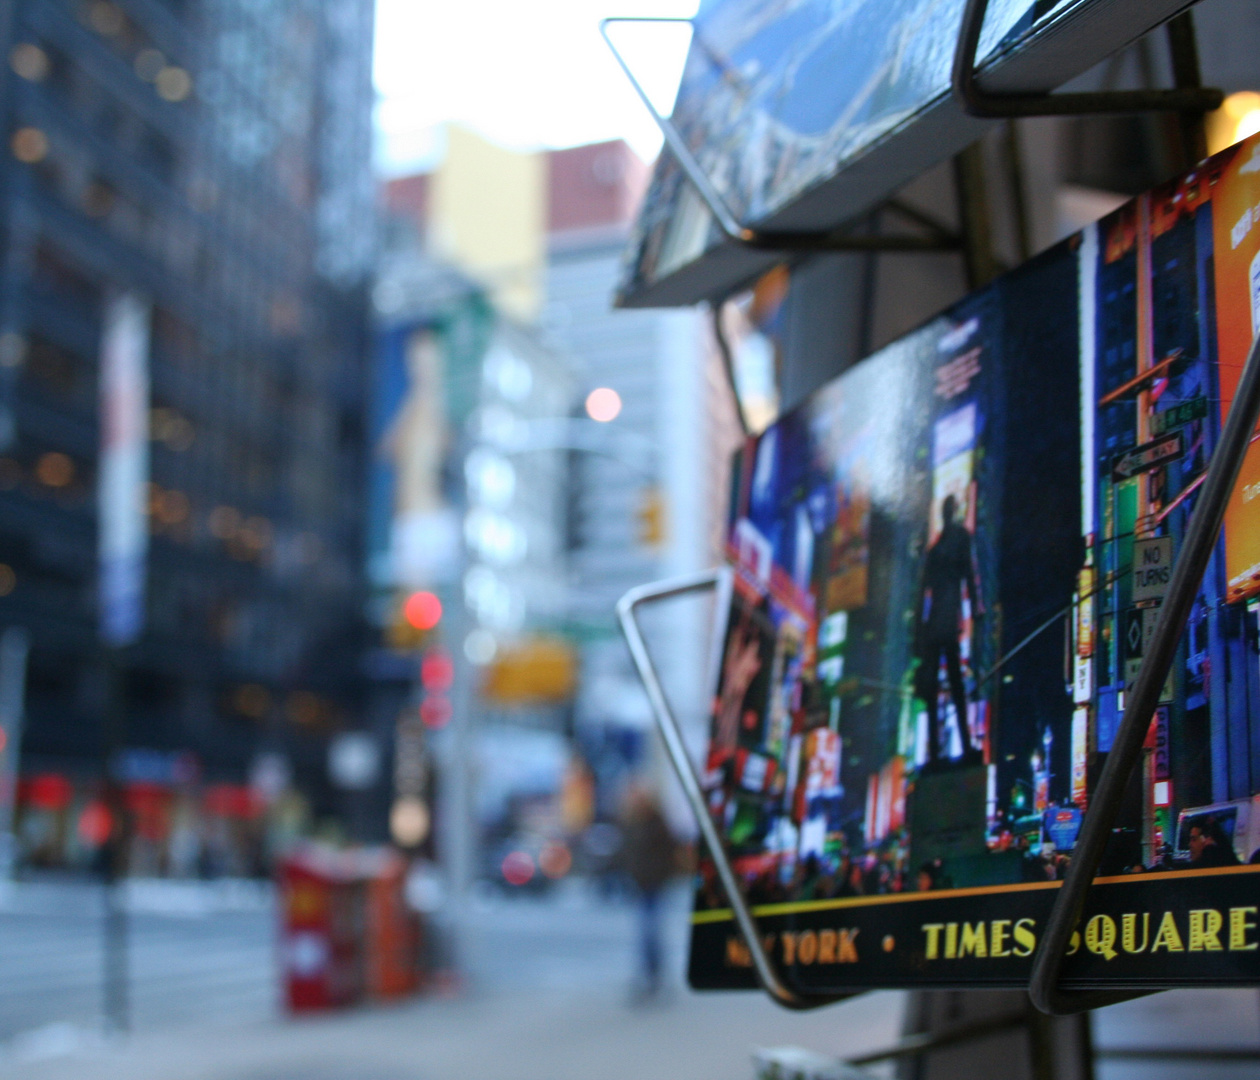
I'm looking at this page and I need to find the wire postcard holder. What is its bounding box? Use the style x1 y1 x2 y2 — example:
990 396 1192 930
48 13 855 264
600 0 1222 259
610 0 1260 1017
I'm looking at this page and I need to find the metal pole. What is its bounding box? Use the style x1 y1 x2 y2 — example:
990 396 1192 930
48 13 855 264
0 627 29 879
438 597 475 979
953 142 999 290
1025 1003 1056 1080
951 0 1222 119
102 648 129 1033
710 301 750 438
1165 10 1209 167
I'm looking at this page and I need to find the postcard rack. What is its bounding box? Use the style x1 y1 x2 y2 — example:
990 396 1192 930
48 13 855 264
610 0 1260 1020
599 0 1222 258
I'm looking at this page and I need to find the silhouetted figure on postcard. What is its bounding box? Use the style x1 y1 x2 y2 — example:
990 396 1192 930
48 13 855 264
915 494 983 767
1187 818 1240 868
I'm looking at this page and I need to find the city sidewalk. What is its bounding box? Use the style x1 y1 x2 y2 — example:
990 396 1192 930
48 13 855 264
0 986 906 1080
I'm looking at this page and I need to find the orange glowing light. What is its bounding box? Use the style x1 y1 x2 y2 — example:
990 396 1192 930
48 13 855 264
404 591 442 631
35 452 73 488
539 842 572 880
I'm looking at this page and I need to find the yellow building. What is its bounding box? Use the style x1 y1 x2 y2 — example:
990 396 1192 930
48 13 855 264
429 126 545 321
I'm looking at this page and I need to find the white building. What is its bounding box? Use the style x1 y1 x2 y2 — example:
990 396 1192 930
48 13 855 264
543 141 742 827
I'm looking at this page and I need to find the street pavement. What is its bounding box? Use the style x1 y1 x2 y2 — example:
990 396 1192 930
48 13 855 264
0 983 912 1080
0 877 909 1080
0 878 275 1041
2 878 1259 1080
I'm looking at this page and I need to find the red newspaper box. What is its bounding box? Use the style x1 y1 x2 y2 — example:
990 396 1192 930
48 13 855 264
280 845 423 1011
279 848 365 1011
363 849 423 1000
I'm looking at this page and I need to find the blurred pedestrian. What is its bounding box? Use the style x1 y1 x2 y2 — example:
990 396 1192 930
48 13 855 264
618 784 679 1001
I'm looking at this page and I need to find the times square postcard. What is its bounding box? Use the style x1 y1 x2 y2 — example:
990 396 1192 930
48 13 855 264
688 134 1260 993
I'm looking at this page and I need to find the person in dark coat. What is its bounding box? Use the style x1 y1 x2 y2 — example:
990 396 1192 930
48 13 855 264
915 494 983 766
619 784 678 999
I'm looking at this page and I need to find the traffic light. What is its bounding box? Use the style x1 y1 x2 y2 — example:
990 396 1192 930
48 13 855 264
387 590 443 649
420 649 454 692
636 486 667 548
404 591 442 630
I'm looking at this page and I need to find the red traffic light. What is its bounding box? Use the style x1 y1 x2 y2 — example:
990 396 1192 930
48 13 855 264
404 591 442 631
420 695 452 730
421 650 454 692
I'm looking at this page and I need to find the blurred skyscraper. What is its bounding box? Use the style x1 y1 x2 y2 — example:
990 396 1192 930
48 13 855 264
0 0 375 874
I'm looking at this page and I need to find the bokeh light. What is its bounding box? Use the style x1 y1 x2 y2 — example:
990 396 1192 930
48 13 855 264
35 452 73 488
1209 91 1260 155
501 850 535 886
404 590 442 630
11 127 48 164
419 695 452 730
539 842 572 880
585 387 621 422
10 44 49 82
390 796 431 847
421 650 454 692
155 66 192 102
1227 91 1260 144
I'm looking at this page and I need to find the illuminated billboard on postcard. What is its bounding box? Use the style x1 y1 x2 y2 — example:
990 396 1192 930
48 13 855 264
618 0 1200 308
691 135 1260 993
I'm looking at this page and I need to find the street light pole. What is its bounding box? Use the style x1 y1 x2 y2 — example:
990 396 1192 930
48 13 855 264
0 627 29 880
434 595 476 982
102 646 130 1033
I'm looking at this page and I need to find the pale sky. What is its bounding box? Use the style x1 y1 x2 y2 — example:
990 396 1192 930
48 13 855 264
372 0 698 175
